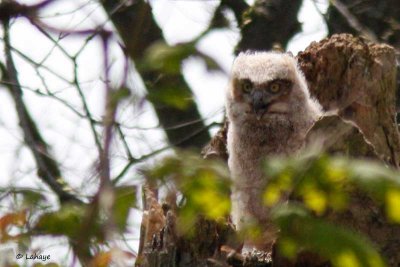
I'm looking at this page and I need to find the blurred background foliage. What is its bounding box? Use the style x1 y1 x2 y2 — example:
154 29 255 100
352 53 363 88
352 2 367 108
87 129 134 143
265 154 400 266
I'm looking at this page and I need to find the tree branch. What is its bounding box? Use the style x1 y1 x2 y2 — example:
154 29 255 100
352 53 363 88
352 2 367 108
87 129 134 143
220 0 249 26
329 0 378 42
235 0 303 53
1 19 80 204
0 0 55 21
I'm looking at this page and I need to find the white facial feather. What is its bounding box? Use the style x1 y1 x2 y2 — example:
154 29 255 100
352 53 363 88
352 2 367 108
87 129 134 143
232 51 297 82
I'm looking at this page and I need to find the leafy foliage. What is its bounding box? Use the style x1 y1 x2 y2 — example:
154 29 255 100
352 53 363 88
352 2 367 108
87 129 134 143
148 153 231 231
143 151 400 265
263 154 400 265
264 154 400 215
34 204 91 239
141 40 224 110
113 186 136 232
273 205 385 267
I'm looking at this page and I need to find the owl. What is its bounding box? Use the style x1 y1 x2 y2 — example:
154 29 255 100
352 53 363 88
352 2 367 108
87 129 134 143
226 51 322 250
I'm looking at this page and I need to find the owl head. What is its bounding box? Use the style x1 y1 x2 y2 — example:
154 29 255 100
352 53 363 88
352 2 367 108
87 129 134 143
226 51 319 123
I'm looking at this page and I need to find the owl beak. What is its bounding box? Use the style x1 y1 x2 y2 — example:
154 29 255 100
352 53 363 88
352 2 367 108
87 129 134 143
251 90 268 120
254 109 266 120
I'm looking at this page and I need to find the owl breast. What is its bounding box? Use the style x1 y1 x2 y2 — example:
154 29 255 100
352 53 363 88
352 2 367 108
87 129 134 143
227 118 302 228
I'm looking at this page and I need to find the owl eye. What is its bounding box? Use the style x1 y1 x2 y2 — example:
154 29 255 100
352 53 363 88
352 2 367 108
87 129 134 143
241 80 252 93
269 83 281 93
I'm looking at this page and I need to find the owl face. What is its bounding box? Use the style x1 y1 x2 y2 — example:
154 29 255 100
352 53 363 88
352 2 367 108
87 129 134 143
232 77 293 120
227 51 308 123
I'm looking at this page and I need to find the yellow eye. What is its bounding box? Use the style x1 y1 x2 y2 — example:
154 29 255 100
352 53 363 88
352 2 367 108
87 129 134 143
242 80 252 93
269 83 280 93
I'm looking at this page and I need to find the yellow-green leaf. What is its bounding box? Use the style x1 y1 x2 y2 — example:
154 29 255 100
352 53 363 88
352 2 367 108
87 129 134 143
386 187 400 223
263 184 281 206
333 250 360 267
302 186 327 215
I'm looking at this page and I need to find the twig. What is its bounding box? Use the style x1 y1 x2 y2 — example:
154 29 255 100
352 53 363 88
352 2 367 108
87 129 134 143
116 125 134 161
0 36 71 83
71 58 103 156
99 31 113 186
112 121 220 185
1 19 80 204
29 16 106 155
112 145 171 185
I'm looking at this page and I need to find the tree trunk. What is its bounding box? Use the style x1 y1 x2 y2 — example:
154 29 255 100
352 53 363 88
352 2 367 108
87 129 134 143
101 0 210 150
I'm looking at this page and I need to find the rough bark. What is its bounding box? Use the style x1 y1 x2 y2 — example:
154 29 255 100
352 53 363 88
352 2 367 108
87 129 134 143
325 0 400 112
136 191 238 267
298 34 400 167
101 0 210 150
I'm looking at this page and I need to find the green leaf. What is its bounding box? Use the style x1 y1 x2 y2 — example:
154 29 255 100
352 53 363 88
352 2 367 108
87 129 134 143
141 41 196 74
109 87 131 107
263 183 281 206
9 189 47 208
147 84 192 110
113 186 136 231
301 185 327 215
347 160 400 200
264 155 400 217
33 263 59 267
181 169 231 220
35 204 87 238
385 187 400 223
272 205 386 267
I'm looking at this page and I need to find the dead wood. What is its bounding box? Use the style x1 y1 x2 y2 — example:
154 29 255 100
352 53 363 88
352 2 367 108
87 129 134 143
298 33 400 167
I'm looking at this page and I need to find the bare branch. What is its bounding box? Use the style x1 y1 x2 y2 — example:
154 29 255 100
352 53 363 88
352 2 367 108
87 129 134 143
1 19 81 204
0 0 56 21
